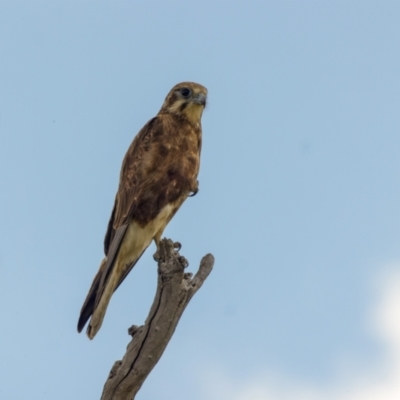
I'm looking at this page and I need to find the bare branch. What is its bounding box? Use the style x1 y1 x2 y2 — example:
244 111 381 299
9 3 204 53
100 238 214 400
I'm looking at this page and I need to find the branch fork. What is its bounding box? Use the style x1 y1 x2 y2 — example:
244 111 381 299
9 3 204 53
100 238 214 400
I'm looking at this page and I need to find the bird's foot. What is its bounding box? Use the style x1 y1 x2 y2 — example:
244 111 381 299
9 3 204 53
154 239 187 267
178 256 189 269
189 180 199 197
154 238 171 263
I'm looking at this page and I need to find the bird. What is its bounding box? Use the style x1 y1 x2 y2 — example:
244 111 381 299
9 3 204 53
77 82 207 339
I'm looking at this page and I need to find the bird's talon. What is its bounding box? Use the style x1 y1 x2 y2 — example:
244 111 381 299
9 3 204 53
173 241 182 251
189 180 199 197
178 256 189 268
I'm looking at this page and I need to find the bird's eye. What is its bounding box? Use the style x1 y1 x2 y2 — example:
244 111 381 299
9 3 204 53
180 88 191 97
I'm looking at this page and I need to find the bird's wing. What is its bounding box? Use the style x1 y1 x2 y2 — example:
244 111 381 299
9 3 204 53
78 115 184 334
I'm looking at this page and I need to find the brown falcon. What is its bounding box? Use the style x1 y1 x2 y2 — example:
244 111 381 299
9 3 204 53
77 82 207 339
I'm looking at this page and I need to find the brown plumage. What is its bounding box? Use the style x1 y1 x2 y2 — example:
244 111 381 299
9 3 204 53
77 82 207 339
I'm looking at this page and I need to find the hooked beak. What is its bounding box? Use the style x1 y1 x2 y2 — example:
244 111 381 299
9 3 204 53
193 92 207 106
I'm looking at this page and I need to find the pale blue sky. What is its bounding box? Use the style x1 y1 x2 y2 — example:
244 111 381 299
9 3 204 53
1 2 400 399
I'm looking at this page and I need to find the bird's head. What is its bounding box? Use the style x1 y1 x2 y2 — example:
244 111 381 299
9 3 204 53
160 82 208 124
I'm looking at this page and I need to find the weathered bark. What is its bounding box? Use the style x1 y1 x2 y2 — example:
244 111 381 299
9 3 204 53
100 238 214 400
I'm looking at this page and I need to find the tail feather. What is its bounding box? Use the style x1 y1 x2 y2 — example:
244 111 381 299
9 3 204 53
77 224 129 336
87 263 121 339
77 258 106 333
78 209 172 339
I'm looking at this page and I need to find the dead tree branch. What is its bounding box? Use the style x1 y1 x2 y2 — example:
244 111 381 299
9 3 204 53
100 238 214 400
